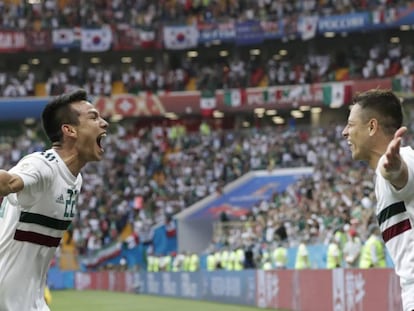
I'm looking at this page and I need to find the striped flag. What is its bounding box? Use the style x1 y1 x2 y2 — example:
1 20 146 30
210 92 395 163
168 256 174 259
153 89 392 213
200 89 216 117
52 28 80 48
224 88 247 107
81 26 113 52
81 242 122 269
323 83 352 108
163 26 199 50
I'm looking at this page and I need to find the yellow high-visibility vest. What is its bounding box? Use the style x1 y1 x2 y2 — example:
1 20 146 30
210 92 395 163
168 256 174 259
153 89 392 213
359 235 386 268
326 243 342 269
295 243 310 269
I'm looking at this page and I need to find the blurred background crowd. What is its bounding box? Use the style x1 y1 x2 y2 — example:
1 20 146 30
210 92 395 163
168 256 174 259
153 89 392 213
0 0 413 97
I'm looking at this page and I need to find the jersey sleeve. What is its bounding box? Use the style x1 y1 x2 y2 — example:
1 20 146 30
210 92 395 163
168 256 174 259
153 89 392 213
8 154 54 207
381 148 414 200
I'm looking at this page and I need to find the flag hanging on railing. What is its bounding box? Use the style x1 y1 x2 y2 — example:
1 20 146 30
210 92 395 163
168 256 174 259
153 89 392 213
81 26 113 52
163 25 199 50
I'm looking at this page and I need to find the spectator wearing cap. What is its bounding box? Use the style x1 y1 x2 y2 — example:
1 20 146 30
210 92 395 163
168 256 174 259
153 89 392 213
343 228 362 268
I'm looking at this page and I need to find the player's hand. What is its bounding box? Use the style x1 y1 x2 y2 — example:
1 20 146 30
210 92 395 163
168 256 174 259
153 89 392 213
382 127 407 172
0 171 24 196
380 126 408 187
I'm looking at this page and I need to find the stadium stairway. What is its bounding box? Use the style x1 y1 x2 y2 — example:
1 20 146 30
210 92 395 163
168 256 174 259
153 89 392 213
258 75 268 87
185 77 197 91
60 231 79 270
35 83 47 97
112 81 126 94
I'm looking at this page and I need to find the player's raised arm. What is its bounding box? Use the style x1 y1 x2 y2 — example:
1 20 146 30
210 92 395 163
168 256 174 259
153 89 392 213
378 126 408 189
0 170 24 196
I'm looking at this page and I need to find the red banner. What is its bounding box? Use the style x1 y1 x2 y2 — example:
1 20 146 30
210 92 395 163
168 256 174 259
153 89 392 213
75 271 135 292
256 269 402 311
112 25 141 51
90 77 401 117
25 30 52 51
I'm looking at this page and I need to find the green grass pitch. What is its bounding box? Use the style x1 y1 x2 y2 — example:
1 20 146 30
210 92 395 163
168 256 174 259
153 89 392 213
50 290 287 311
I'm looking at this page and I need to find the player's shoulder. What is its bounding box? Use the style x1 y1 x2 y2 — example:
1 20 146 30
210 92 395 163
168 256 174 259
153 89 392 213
23 150 57 162
18 150 58 172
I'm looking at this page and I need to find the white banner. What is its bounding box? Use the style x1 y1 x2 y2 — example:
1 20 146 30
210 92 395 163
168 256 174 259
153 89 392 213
163 25 199 50
81 26 113 52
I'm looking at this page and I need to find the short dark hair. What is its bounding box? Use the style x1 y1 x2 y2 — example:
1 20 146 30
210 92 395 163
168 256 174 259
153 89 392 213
42 89 89 143
353 88 403 136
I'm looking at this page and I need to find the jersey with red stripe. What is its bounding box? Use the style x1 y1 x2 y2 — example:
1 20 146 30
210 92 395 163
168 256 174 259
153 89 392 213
0 149 82 311
375 146 414 311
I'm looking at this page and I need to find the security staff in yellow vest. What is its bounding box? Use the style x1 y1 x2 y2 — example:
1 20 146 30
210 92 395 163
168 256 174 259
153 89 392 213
220 247 230 270
272 242 288 269
188 252 200 272
206 251 216 271
147 254 154 272
147 254 160 272
359 225 387 268
233 246 245 271
214 250 222 269
160 254 172 271
334 227 348 251
262 259 273 270
226 249 235 271
326 235 342 269
295 240 311 269
172 252 184 272
260 244 272 270
182 251 191 271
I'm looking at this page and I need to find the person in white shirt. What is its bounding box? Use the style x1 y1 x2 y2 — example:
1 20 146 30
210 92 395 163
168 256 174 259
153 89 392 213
343 229 362 268
342 88 414 311
0 88 108 311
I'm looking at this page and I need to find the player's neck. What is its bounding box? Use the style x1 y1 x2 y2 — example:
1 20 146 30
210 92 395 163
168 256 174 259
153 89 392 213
52 146 83 177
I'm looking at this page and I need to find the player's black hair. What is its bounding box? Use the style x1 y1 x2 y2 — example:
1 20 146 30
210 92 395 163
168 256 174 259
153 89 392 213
41 89 88 143
353 88 403 136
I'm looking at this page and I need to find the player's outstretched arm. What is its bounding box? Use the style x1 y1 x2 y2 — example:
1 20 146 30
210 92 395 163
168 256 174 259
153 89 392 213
379 126 408 189
0 170 24 196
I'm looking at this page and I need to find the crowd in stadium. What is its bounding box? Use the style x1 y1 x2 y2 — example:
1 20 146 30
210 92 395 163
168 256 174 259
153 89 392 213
2 117 409 270
0 0 414 97
1 0 410 30
0 38 412 98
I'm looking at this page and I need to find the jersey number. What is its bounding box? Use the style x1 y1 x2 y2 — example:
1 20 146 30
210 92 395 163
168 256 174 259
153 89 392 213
64 189 78 218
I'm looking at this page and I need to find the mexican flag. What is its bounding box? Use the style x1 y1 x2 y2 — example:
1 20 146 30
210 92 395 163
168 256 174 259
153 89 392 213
322 83 352 108
200 89 216 117
140 26 156 48
81 242 122 269
262 88 273 103
224 88 246 107
275 88 290 101
275 85 306 101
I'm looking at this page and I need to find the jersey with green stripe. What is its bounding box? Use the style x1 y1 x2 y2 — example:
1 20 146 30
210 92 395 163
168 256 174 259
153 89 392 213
0 148 82 311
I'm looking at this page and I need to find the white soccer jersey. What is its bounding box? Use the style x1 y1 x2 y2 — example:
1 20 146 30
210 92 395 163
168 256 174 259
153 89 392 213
375 146 414 311
0 149 82 311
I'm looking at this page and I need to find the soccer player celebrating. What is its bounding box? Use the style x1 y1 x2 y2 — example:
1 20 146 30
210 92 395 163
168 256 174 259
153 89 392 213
343 89 414 311
0 89 108 311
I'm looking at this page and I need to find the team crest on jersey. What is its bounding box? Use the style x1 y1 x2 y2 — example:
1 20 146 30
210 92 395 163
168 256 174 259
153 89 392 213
55 194 65 204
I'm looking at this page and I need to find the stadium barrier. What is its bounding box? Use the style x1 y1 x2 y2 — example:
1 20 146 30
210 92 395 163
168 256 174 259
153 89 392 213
48 268 402 311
